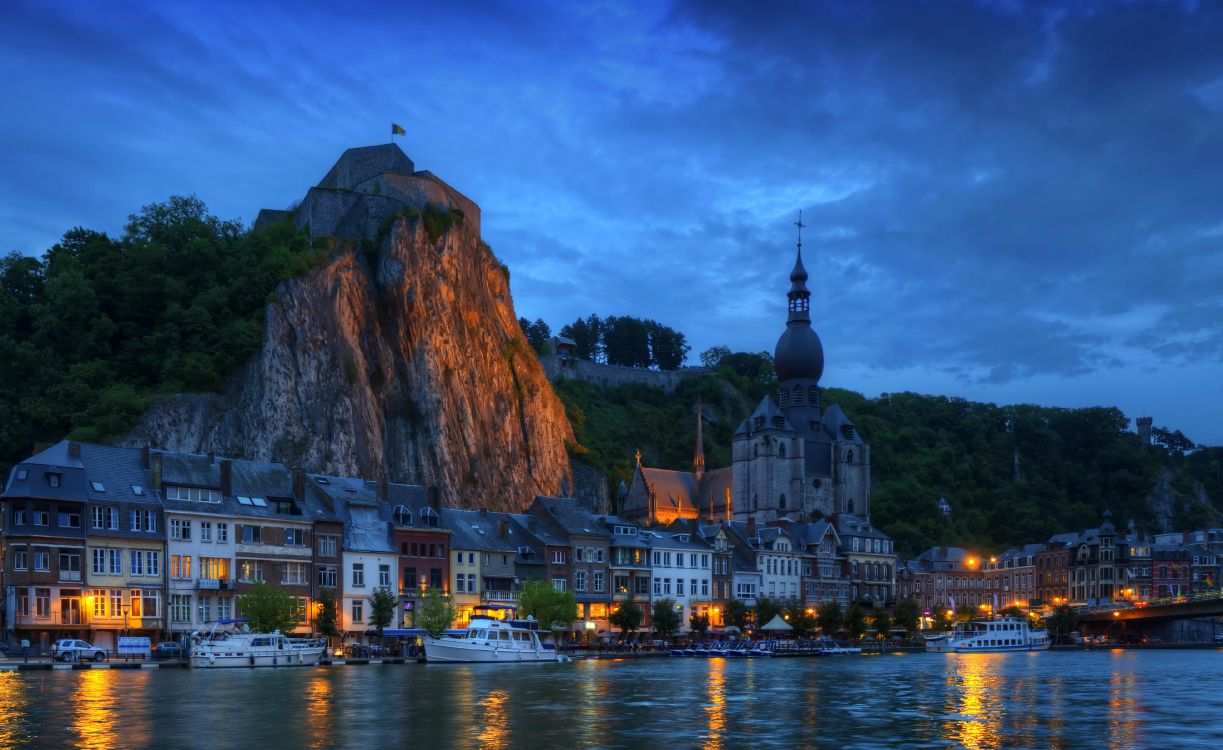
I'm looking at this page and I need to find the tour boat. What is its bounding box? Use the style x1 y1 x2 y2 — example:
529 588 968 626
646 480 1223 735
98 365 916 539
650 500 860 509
923 633 955 653
188 618 327 668
423 612 564 663
927 617 1050 653
814 638 862 656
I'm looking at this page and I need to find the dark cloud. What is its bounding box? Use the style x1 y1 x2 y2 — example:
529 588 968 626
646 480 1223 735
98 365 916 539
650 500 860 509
0 0 1220 442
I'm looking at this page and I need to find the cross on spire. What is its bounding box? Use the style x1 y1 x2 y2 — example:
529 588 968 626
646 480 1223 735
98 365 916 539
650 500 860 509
794 210 805 253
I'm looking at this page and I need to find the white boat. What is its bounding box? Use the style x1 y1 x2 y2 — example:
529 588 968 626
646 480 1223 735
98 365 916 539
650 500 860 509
423 611 563 664
188 618 327 668
928 617 1050 653
923 633 955 653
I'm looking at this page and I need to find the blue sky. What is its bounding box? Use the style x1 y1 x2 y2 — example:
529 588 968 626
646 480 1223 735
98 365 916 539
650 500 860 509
2 0 1222 445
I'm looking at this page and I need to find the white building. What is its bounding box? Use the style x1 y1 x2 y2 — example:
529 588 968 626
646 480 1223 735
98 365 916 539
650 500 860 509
645 531 713 632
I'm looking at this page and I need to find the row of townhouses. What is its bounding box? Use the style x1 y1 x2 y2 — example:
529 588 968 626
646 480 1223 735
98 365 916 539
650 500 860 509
898 511 1223 618
1 440 902 649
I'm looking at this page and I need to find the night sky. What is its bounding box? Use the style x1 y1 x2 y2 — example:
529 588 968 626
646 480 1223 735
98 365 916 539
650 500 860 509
2 1 1221 445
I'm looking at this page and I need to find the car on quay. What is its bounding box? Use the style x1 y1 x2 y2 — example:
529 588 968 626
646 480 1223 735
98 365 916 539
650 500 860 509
52 639 108 662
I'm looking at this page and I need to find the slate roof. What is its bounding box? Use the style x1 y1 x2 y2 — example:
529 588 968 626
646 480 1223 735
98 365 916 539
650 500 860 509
835 514 889 542
640 467 700 518
441 509 520 553
531 496 607 537
3 440 89 502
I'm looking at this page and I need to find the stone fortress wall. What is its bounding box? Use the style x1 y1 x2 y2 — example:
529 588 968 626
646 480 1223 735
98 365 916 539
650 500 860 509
538 354 706 394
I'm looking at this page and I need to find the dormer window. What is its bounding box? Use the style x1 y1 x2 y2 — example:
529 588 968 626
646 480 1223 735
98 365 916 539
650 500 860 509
841 424 855 439
393 505 413 526
47 473 62 488
420 507 439 528
772 416 785 429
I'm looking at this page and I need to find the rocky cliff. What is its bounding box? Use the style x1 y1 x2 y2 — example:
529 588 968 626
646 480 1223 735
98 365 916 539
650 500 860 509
126 146 575 509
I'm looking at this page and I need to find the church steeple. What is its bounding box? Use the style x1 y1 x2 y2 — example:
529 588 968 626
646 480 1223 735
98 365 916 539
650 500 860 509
787 210 811 324
693 398 706 481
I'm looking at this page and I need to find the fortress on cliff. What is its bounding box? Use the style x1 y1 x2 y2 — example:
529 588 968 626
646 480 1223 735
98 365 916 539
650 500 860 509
254 144 480 242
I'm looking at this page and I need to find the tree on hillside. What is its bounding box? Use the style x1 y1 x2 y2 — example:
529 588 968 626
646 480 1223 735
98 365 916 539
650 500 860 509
517 580 577 633
651 599 682 638
560 315 603 361
518 317 551 354
413 589 458 637
609 601 644 637
239 582 299 634
699 345 730 369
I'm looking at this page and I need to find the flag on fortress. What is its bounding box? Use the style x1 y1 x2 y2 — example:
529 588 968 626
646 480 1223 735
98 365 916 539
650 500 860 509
391 123 406 136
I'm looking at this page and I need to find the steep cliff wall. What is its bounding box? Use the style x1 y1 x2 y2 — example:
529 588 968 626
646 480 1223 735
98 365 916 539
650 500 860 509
126 209 575 510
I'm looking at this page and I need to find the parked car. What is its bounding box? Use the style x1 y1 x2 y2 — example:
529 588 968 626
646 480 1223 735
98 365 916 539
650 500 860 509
153 642 186 660
52 639 107 662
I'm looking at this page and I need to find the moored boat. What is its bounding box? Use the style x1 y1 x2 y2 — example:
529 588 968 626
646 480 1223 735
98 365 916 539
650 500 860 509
927 616 1051 653
423 610 563 664
188 618 326 668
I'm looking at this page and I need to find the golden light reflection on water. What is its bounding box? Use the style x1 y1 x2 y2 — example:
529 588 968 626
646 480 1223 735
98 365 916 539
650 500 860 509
73 670 119 750
703 657 727 750
1108 652 1143 748
577 660 610 748
944 655 1007 750
476 689 510 750
0 671 31 748
304 675 335 748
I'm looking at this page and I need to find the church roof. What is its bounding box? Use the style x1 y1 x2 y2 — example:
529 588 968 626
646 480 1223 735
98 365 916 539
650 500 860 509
749 397 794 432
698 467 733 519
819 404 864 445
641 468 700 518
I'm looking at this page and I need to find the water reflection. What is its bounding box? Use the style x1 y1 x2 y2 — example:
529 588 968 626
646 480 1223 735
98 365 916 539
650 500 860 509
0 671 32 748
73 669 119 749
945 655 1006 750
1108 652 1143 748
703 658 726 750
304 675 335 749
477 689 510 749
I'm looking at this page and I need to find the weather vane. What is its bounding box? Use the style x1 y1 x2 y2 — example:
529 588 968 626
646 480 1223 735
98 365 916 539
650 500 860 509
795 209 805 252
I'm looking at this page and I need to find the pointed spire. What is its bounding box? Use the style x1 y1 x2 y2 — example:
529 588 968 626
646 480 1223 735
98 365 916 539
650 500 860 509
788 210 811 323
693 398 706 480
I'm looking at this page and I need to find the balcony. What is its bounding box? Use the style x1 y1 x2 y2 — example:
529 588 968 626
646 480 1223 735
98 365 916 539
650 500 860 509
197 578 232 590
481 590 518 603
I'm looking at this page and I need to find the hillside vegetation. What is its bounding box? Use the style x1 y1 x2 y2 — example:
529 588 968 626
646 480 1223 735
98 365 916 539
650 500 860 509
555 354 1221 556
0 196 327 470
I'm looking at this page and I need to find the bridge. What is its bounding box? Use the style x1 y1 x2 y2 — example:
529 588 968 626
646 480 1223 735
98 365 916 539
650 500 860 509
1075 590 1223 641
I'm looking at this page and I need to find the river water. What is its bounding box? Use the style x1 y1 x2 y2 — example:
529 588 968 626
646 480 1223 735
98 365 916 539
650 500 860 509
0 650 1220 749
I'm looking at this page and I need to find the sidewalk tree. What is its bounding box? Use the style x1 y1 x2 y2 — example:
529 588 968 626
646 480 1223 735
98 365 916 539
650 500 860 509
368 588 397 638
754 596 782 628
845 605 866 640
724 599 751 630
1044 604 1077 639
892 599 920 636
609 601 643 637
871 610 892 639
651 599 681 638
817 601 843 635
784 600 816 635
316 588 339 641
413 589 458 637
690 614 710 636
517 580 577 633
240 582 299 634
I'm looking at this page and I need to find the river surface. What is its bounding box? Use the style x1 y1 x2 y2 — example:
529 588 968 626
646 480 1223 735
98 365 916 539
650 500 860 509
0 650 1220 749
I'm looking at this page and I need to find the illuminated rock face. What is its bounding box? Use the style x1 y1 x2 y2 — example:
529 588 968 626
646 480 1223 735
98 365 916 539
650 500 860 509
127 202 574 510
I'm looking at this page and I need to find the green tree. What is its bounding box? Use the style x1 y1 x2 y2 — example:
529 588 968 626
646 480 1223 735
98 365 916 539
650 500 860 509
517 580 577 633
609 601 644 636
651 599 682 638
844 605 866 640
412 589 458 637
892 599 921 636
754 596 782 628
871 610 892 639
724 599 751 629
1044 604 1077 640
690 613 710 635
932 608 953 632
368 588 397 637
239 582 299 634
817 601 843 635
315 588 339 640
784 600 817 635
699 345 731 369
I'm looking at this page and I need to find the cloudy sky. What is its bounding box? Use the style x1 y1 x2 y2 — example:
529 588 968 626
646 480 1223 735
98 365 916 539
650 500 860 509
2 0 1221 444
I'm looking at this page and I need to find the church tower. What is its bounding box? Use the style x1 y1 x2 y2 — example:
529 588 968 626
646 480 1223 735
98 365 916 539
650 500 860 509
693 399 706 482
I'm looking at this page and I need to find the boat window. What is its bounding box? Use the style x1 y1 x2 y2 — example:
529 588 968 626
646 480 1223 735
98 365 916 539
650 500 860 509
500 631 511 641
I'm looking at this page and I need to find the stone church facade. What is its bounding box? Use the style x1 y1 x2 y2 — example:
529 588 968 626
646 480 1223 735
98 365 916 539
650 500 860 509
623 234 872 527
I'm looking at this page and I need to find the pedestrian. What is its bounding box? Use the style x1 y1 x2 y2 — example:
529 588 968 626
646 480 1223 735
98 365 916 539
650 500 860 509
21 639 29 663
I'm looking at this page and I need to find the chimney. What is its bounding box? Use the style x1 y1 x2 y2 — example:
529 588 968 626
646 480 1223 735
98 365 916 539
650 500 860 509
68 442 81 459
150 452 163 491
479 508 488 517
208 451 215 465
378 477 388 501
141 446 150 469
428 486 441 512
498 519 509 538
747 516 757 539
220 459 233 496
292 468 305 502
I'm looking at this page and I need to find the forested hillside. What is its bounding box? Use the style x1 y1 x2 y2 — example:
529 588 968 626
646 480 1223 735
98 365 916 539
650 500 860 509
555 353 1221 556
0 196 327 470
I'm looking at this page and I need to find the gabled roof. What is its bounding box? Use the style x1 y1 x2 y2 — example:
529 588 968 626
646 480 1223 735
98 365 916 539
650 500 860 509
749 397 793 433
640 467 699 517
819 404 864 445
531 496 607 538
